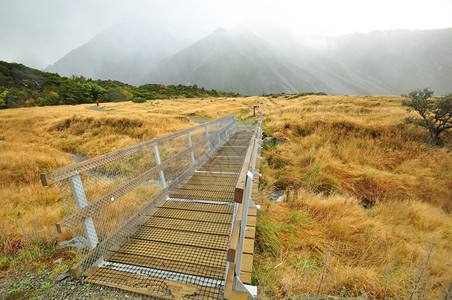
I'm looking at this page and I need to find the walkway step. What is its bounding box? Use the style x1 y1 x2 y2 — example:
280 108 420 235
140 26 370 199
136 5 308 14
84 128 260 299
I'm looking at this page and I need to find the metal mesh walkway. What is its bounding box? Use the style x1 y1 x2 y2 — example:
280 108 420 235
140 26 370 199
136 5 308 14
84 128 255 299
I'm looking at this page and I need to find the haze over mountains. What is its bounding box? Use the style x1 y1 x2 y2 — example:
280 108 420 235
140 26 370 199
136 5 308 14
46 21 452 96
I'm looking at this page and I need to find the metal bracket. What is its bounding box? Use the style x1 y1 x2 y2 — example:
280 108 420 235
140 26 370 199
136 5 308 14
233 276 257 298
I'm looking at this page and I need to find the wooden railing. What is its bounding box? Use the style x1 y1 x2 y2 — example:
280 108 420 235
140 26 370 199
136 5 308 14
225 114 263 298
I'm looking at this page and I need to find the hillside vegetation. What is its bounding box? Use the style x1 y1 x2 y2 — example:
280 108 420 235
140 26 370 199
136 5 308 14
0 95 450 298
0 60 239 109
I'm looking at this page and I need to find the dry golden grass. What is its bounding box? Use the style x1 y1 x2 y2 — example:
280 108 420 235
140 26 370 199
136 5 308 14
260 95 451 210
0 95 450 298
0 97 263 245
0 103 196 244
254 193 452 298
253 95 452 298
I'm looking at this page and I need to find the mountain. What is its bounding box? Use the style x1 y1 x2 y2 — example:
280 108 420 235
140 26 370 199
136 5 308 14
246 25 452 95
327 28 452 95
47 23 452 96
45 20 185 85
148 28 328 95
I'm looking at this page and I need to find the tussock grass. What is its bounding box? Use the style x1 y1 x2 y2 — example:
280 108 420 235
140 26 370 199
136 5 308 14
254 192 452 298
260 95 451 210
1 95 450 298
254 95 452 298
0 103 193 247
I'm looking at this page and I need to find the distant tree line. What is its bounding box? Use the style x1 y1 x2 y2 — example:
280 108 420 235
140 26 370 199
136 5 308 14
0 61 240 109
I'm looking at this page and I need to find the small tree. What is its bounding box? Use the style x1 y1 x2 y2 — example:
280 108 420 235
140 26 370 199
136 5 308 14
402 88 452 144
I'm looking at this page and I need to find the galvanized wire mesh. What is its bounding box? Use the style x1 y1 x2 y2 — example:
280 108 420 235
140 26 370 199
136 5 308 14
43 114 263 299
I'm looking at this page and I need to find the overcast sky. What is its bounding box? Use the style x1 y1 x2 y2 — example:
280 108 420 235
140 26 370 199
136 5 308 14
1 0 451 69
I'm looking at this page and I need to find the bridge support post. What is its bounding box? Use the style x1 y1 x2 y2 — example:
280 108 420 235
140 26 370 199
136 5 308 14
205 125 211 152
153 145 167 189
69 174 99 250
187 132 195 166
216 122 221 147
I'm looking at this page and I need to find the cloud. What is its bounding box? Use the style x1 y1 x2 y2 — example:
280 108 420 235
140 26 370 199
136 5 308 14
0 0 451 69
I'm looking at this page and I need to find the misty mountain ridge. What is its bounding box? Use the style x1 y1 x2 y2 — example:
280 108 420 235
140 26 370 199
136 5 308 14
148 27 328 95
46 20 186 85
46 22 452 96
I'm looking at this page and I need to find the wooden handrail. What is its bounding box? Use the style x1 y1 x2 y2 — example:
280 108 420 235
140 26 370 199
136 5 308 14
227 114 263 264
233 115 263 203
41 114 235 186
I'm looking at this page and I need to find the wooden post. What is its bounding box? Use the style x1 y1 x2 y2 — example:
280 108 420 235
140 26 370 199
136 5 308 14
69 174 99 249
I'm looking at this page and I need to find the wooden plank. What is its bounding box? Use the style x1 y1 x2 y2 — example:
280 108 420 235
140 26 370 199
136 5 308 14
143 217 231 236
198 165 242 172
240 272 252 285
234 121 260 203
170 188 234 198
201 160 244 166
157 201 234 214
133 227 230 250
176 184 235 193
182 174 237 186
247 216 256 227
248 207 257 216
115 239 227 269
224 263 235 299
169 190 235 202
245 226 256 239
227 220 241 262
106 252 225 279
152 208 233 224
243 238 255 255
85 267 222 299
240 253 254 273
229 291 248 300
215 149 247 156
227 202 244 263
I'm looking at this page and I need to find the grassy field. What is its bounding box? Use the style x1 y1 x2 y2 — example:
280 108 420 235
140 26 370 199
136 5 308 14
0 96 451 298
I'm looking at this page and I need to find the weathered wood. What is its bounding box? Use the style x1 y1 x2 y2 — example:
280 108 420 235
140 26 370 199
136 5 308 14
227 220 241 262
234 123 260 203
240 253 254 273
247 216 257 227
224 263 236 299
151 208 233 223
157 201 234 214
245 226 256 239
106 252 225 279
85 267 222 299
72 119 263 296
144 217 231 236
248 207 257 216
169 189 235 202
243 238 255 255
240 272 252 285
132 227 230 250
115 238 227 269
70 261 83 279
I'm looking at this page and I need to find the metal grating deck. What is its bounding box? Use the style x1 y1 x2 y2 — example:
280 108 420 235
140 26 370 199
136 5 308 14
84 129 255 299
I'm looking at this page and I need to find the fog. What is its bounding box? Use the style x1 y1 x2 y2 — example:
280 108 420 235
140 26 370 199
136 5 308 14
1 0 451 69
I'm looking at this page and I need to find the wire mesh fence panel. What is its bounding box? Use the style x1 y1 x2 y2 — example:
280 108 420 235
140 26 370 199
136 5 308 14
42 114 256 299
